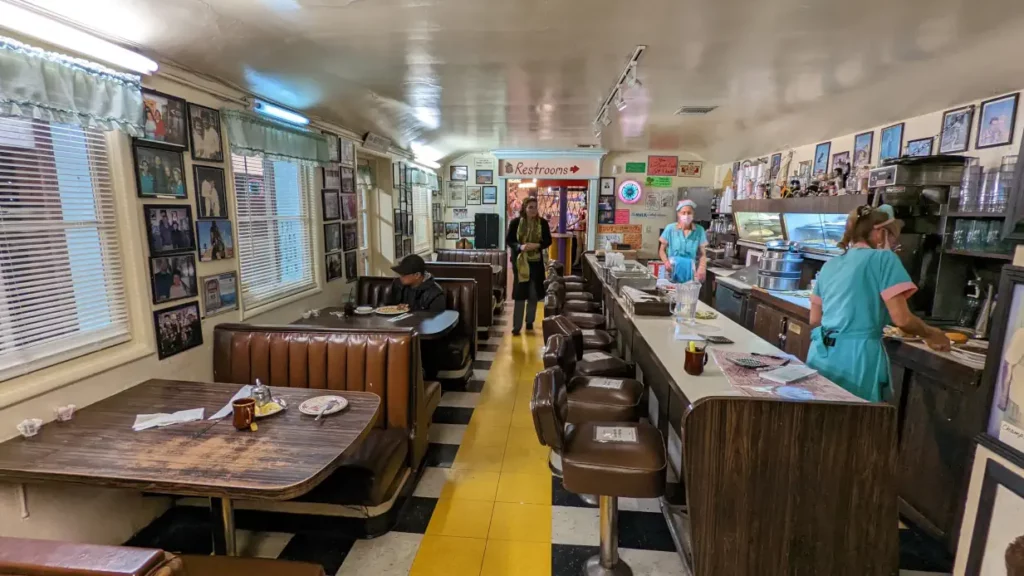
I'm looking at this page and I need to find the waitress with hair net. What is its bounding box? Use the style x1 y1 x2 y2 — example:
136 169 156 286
658 199 708 283
808 204 949 401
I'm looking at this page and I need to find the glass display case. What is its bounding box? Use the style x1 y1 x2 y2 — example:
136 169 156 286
732 212 784 244
782 213 847 252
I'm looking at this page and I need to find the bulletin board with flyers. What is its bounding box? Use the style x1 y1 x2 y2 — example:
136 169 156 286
596 224 642 250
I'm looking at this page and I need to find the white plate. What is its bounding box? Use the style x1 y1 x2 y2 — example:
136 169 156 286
299 395 348 416
355 306 374 315
374 306 408 316
255 398 287 419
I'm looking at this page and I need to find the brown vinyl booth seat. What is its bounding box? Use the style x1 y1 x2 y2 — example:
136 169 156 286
356 276 477 380
435 248 508 306
424 262 494 332
213 324 436 508
0 537 324 576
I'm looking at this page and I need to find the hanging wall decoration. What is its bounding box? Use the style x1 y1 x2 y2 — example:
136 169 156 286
939 105 974 154
617 180 642 204
879 123 904 162
977 93 1019 149
647 155 679 176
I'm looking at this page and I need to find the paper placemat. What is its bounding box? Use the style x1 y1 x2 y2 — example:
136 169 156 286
709 349 863 403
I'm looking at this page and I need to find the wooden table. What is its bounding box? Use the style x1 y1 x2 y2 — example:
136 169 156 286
0 379 380 556
293 308 459 340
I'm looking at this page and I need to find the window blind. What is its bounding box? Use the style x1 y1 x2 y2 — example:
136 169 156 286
0 117 129 381
412 183 430 253
232 153 317 312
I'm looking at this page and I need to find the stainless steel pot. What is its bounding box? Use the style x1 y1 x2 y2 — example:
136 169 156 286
757 241 803 291
757 275 801 291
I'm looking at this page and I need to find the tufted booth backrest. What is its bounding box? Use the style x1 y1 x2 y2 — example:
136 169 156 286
424 262 492 327
213 325 420 434
435 249 508 292
356 276 478 357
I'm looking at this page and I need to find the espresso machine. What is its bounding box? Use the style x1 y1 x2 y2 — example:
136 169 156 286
867 156 969 318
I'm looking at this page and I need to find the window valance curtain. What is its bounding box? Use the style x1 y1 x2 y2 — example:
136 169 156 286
222 109 329 164
0 36 144 135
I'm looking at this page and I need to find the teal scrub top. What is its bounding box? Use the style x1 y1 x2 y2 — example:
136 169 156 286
660 223 707 283
807 247 917 402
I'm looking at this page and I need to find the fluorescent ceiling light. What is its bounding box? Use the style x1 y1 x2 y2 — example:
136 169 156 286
0 1 159 74
252 99 309 126
410 141 443 163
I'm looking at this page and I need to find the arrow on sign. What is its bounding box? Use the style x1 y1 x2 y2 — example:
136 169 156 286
570 165 579 174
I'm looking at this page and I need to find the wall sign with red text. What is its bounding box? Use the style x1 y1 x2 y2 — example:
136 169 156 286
647 155 679 176
679 160 704 178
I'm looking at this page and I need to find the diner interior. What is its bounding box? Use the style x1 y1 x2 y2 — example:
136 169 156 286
6 1 1024 575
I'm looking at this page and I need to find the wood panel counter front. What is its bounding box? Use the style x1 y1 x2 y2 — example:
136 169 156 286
583 254 899 576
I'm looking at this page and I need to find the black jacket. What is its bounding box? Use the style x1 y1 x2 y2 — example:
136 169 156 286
387 274 446 313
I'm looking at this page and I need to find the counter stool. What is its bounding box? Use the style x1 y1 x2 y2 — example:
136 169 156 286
545 277 595 302
532 368 666 576
549 283 601 314
544 291 606 330
543 315 615 352
548 261 585 284
542 335 642 422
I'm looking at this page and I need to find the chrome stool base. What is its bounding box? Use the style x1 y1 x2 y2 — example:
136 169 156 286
584 555 633 576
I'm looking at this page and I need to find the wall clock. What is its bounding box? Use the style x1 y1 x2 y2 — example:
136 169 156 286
617 180 642 204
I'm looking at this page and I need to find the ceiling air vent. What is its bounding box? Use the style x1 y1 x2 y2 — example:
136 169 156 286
675 105 718 116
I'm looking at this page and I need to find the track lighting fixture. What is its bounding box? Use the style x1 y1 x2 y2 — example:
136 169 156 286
614 92 627 112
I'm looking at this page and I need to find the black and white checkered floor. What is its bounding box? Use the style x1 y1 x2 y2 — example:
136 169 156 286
129 302 955 575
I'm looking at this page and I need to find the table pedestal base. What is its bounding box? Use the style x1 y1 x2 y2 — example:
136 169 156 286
210 497 236 556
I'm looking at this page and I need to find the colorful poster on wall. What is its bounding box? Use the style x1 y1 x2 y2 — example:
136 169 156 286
614 209 630 224
597 224 643 249
647 155 679 176
679 161 703 178
645 176 672 188
625 162 646 173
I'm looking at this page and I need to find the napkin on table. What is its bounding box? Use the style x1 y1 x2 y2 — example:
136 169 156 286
132 408 205 431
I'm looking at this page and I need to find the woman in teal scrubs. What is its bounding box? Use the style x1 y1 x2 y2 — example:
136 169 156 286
659 200 708 283
808 205 949 402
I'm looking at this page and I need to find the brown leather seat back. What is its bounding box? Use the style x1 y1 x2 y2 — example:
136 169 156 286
355 276 478 356
435 248 508 290
531 367 567 451
542 333 575 377
545 315 584 361
213 324 419 432
424 262 492 327
0 537 172 576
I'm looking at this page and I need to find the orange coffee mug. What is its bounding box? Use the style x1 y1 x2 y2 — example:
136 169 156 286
232 398 256 430
684 349 709 376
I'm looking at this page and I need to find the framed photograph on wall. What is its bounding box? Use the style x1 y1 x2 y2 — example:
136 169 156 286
153 301 203 360
324 222 341 253
450 165 469 181
448 181 467 207
445 222 460 239
476 169 493 185
977 93 1020 149
812 142 831 176
880 123 904 161
144 204 196 255
194 165 227 219
200 271 238 317
323 166 341 189
483 186 498 205
187 103 224 162
467 186 482 205
340 138 355 166
341 165 355 193
906 137 934 157
600 177 615 197
322 190 341 221
326 133 340 162
940 105 974 154
853 131 874 167
197 219 234 262
326 252 343 282
460 222 475 237
770 154 782 180
832 151 851 175
340 194 357 221
957 436 1024 575
141 89 188 148
134 142 187 198
342 222 358 252
344 250 358 283
149 254 198 304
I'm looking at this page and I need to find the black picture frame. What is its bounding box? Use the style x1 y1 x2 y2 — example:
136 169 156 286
879 123 904 162
341 165 355 194
200 271 238 317
812 142 831 176
324 222 342 253
906 137 934 157
483 185 498 205
853 131 874 167
196 219 234 262
326 252 343 282
153 300 203 360
323 166 341 189
770 153 782 180
445 222 460 239
450 165 469 181
143 204 196 255
340 194 357 221
460 222 475 237
475 169 493 185
186 103 224 162
468 186 482 205
977 93 1020 150
141 89 188 148
322 190 341 221
134 141 187 199
193 165 227 219
964 443 1024 574
149 253 198 305
326 133 340 163
342 222 358 252
939 105 974 154
344 250 358 283
599 177 615 197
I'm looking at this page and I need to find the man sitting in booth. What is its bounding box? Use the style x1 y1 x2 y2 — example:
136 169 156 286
387 254 446 313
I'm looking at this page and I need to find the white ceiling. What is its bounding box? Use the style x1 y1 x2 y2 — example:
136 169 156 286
15 0 1024 163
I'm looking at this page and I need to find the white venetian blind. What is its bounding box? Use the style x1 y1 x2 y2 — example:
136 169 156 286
0 117 129 381
232 153 317 312
413 182 430 253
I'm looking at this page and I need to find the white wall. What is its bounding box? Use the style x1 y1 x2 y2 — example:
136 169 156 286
714 89 1024 188
0 70 349 544
439 153 500 249
601 151 715 256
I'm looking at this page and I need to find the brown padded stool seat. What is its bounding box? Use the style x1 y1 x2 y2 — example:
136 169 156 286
565 282 586 292
582 328 615 351
566 291 595 301
543 315 614 353
565 311 605 329
564 299 601 313
562 421 666 498
181 555 326 576
563 275 585 283
577 352 634 378
542 335 641 423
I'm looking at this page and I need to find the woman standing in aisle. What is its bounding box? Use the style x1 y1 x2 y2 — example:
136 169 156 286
808 205 949 402
658 199 708 283
506 196 552 335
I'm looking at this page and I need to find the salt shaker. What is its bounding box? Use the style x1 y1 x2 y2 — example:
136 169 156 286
252 378 272 407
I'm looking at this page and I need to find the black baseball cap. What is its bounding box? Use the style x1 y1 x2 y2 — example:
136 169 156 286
391 254 426 276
